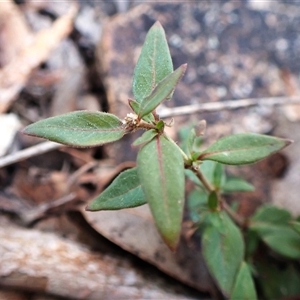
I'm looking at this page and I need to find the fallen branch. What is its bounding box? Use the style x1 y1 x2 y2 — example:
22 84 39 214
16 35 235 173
0 141 62 168
159 95 300 118
0 216 197 300
19 192 77 225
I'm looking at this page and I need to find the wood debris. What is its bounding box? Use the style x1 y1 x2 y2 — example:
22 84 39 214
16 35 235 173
0 2 78 113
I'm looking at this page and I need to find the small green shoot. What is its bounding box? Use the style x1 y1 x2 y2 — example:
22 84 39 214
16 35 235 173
23 21 294 299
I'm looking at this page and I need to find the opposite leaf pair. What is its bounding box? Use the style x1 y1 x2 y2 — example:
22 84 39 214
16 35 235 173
86 132 185 251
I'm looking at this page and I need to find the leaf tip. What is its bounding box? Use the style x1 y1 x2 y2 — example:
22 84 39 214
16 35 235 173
180 63 188 77
85 205 92 212
85 204 98 212
21 125 38 138
163 236 179 252
153 20 162 28
279 137 293 151
21 126 29 135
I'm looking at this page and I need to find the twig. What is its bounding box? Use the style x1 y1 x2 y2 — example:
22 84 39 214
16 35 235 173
1 96 299 168
0 141 62 168
159 96 300 118
20 192 77 224
0 216 197 299
67 161 98 187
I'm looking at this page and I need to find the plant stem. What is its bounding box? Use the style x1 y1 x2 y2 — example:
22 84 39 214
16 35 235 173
190 166 214 192
137 120 157 130
222 200 247 228
190 166 247 227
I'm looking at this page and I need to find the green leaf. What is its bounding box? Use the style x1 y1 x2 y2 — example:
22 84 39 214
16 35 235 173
222 177 255 193
155 120 165 131
187 189 208 222
23 111 126 147
245 230 260 258
188 189 208 210
257 263 300 300
251 204 291 224
128 99 139 113
203 211 226 233
138 64 187 118
202 212 244 296
250 205 300 259
128 99 155 123
199 160 217 183
179 124 194 154
179 123 204 156
212 163 225 189
86 168 146 211
187 128 197 155
137 135 185 250
132 21 173 103
231 262 257 300
132 129 158 147
198 133 292 165
290 221 300 236
261 227 300 259
208 191 219 211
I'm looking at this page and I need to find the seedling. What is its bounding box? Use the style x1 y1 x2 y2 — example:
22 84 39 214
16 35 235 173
24 21 295 299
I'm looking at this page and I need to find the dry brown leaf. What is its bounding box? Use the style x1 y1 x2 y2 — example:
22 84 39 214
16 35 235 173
12 167 69 205
0 0 33 67
82 205 215 294
0 3 78 113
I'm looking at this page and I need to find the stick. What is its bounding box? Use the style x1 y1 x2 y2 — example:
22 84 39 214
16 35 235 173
0 96 299 168
0 141 62 168
159 96 300 118
20 192 77 225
